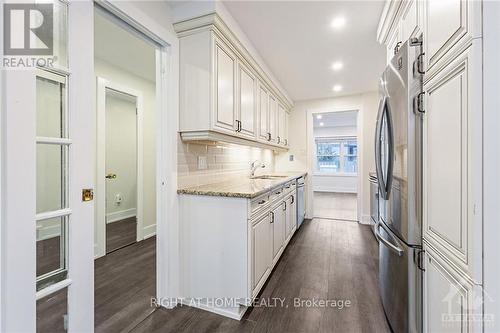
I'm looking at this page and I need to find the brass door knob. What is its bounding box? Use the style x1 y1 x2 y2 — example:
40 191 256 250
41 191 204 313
105 173 117 179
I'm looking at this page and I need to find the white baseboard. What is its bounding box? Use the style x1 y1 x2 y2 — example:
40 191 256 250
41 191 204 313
143 224 157 239
106 208 136 224
37 224 61 241
185 299 247 320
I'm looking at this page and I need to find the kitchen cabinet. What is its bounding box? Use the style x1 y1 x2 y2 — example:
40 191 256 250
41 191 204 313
251 211 272 294
269 95 278 144
423 243 482 332
178 176 302 320
175 14 292 150
285 192 296 242
423 42 482 282
258 83 270 141
214 40 237 133
271 198 286 263
277 103 286 146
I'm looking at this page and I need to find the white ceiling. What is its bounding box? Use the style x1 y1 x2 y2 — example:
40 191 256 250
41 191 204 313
94 11 156 82
313 110 357 128
223 1 386 102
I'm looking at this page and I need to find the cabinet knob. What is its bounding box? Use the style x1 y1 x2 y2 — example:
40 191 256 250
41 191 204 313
258 200 266 205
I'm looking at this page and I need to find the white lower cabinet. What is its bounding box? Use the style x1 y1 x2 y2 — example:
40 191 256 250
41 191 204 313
179 177 301 320
251 212 272 295
271 201 286 263
423 244 482 332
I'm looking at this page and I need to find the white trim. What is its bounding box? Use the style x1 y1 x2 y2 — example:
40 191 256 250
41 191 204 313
36 208 72 221
306 107 363 223
94 0 179 308
359 214 372 225
143 224 157 239
95 77 144 256
106 208 136 224
36 279 72 300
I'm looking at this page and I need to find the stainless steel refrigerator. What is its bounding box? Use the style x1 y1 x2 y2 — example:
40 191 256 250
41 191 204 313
374 39 424 333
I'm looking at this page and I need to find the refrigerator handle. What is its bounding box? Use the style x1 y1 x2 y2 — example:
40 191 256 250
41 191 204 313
375 96 388 199
374 221 405 257
385 98 395 199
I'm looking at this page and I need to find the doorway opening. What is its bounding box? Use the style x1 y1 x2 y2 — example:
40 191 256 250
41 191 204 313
93 6 159 332
311 111 359 221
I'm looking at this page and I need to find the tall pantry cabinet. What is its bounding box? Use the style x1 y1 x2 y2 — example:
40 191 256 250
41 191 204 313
377 1 484 331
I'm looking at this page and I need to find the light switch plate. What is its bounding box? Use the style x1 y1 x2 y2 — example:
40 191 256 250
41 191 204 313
198 156 207 170
289 155 294 161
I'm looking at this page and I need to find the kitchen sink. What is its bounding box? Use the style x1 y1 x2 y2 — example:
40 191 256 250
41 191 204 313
251 175 288 180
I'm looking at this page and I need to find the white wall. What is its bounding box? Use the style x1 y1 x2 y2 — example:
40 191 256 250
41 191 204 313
105 93 137 221
276 92 379 224
95 58 157 233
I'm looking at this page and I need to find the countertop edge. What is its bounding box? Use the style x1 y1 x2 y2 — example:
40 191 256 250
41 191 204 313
177 172 307 199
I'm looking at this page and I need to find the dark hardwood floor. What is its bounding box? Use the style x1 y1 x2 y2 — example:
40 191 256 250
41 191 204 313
130 219 390 333
106 216 137 253
37 219 389 333
95 236 156 333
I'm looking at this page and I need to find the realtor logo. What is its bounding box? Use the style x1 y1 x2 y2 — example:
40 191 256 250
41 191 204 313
3 3 53 56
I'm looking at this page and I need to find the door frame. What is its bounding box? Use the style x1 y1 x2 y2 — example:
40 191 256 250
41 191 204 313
95 78 144 258
306 106 363 222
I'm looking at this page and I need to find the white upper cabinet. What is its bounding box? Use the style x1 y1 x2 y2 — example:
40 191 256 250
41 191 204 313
269 95 278 144
425 0 480 75
277 103 286 145
284 111 290 147
258 83 270 142
214 40 237 133
237 61 256 138
175 14 292 150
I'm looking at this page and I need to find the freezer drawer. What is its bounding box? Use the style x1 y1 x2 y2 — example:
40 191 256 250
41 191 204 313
377 221 422 333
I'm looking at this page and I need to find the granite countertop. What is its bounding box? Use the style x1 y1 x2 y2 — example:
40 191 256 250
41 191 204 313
177 172 307 199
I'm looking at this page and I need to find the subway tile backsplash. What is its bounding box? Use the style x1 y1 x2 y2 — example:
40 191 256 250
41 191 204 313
178 139 275 188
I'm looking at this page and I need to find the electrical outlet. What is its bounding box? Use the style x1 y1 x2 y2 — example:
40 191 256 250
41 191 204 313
289 154 294 161
198 156 207 170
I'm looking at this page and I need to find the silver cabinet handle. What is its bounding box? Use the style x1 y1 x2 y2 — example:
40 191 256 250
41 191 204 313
283 201 287 211
270 211 274 223
258 200 266 205
290 195 294 204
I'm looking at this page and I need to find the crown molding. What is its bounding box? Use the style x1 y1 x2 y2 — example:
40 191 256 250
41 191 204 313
376 0 405 45
174 13 294 110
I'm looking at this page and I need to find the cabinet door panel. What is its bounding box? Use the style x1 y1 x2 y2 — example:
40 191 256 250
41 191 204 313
278 104 285 145
423 245 479 333
269 95 278 144
258 85 269 141
238 63 256 138
214 42 236 132
252 214 272 291
272 204 285 261
284 111 289 147
401 0 420 42
423 45 481 281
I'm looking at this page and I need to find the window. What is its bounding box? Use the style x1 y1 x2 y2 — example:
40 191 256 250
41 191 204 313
316 137 357 174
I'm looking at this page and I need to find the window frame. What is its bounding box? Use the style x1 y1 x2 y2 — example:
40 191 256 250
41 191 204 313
315 136 358 175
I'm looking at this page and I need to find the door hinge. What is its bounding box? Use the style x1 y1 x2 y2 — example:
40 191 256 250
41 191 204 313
414 92 425 114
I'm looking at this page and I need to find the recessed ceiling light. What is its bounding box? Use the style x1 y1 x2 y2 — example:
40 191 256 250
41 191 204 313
319 122 324 127
332 85 343 92
331 61 343 71
316 114 322 119
331 16 346 29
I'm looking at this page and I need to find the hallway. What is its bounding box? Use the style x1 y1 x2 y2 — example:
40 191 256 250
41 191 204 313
130 219 389 333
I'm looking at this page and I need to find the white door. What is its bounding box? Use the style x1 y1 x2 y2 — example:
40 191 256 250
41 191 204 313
95 79 144 257
258 84 270 141
2 2 95 332
214 40 237 133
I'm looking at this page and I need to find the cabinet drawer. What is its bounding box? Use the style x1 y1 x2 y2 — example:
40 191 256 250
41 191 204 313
269 186 285 204
251 193 270 217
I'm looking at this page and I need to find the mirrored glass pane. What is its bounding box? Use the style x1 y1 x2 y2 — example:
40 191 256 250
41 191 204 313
36 217 66 279
36 75 66 138
37 144 66 213
37 287 67 333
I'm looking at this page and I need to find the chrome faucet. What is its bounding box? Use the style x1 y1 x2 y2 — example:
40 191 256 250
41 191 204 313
250 160 266 178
